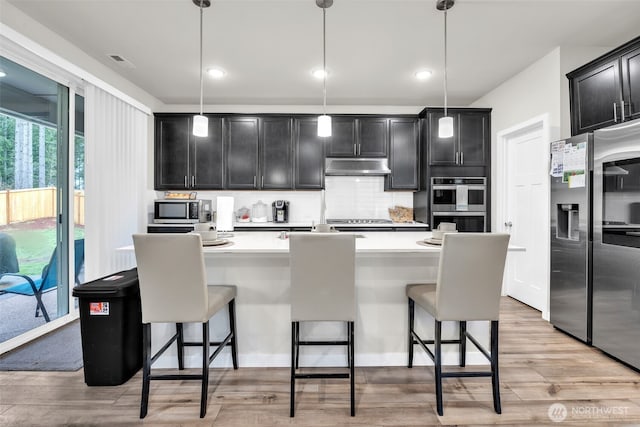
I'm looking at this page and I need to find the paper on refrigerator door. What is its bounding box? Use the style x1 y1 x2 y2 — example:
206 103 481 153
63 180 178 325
216 196 234 232
456 185 469 211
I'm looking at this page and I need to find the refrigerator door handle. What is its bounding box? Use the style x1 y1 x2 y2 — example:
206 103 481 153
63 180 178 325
613 102 618 122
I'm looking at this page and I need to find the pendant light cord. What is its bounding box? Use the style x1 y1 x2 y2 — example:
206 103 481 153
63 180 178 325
322 7 327 116
443 4 448 117
199 0 204 116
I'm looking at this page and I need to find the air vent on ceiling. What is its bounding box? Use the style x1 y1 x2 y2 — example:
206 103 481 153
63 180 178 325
107 54 136 69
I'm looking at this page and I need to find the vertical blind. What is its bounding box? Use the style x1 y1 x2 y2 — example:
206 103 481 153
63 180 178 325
84 85 149 279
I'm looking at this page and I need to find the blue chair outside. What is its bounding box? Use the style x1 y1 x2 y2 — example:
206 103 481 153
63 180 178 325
0 238 85 322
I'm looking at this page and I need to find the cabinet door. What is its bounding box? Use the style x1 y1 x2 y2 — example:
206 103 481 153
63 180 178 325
387 118 418 190
458 113 487 166
570 59 622 135
622 46 640 121
260 117 293 189
358 117 388 157
428 111 457 165
325 117 357 157
225 117 259 189
191 116 224 189
294 118 324 189
155 116 190 190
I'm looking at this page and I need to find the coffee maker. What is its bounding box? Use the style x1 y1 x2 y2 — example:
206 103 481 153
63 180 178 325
272 200 289 223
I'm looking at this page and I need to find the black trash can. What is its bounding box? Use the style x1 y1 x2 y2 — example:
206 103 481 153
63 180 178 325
72 268 142 386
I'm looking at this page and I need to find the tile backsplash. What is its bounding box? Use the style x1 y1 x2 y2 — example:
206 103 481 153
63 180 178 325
154 176 413 223
324 176 413 219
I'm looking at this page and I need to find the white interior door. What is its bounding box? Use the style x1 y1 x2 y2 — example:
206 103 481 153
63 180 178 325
499 118 549 316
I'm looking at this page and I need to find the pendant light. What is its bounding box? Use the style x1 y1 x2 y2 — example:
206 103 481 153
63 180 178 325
316 0 333 137
437 0 454 139
192 0 210 137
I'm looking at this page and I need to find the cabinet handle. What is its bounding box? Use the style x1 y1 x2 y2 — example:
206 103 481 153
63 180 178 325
261 176 264 188
460 151 464 165
184 175 188 188
455 151 459 165
614 102 618 122
191 176 195 187
353 144 357 156
621 100 625 121
357 144 361 156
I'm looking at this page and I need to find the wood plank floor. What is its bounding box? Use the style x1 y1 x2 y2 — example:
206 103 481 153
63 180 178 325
1 297 640 426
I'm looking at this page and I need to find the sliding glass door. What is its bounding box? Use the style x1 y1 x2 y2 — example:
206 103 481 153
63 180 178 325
0 56 82 343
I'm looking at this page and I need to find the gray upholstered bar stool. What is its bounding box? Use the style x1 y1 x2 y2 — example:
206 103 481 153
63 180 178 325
132 233 238 419
289 232 356 417
406 232 510 416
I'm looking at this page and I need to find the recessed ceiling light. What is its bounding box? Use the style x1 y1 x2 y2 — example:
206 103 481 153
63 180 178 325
207 68 226 79
0 71 6 78
312 69 329 79
415 70 433 80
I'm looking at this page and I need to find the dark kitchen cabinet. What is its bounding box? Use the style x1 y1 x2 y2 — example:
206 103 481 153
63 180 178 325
155 114 223 190
260 117 293 189
425 108 490 167
386 118 418 190
225 117 259 189
358 117 389 157
294 118 325 189
325 117 357 157
326 117 388 158
569 59 621 135
568 36 640 135
621 45 640 122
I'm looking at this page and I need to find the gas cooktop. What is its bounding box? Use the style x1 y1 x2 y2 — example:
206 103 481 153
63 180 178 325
326 219 393 224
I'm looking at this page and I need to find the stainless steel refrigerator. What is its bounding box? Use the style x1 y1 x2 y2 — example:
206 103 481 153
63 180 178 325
592 119 640 370
550 134 592 343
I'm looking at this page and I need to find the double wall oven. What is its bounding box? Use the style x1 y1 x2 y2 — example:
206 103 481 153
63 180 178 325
430 177 486 231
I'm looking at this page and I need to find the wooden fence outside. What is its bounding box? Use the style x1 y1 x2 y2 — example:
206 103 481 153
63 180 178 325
0 188 85 226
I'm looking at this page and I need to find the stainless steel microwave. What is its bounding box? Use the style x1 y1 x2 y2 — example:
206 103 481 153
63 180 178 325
153 199 212 224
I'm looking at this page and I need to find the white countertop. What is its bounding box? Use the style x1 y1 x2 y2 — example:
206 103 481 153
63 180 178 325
148 221 429 229
120 231 524 254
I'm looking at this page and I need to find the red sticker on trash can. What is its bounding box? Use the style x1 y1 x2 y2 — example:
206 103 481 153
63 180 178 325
89 302 109 315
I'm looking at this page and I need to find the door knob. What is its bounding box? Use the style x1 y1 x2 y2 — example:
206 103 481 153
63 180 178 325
504 221 512 227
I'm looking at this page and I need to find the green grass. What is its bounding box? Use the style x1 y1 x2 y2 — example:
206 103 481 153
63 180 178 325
1 220 84 276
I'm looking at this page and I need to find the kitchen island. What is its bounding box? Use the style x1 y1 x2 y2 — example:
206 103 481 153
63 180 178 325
118 231 523 369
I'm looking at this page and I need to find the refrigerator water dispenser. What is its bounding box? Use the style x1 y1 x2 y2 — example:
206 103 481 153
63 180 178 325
557 204 580 241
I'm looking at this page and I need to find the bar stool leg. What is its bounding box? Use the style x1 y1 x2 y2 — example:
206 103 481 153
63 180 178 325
408 298 415 368
490 320 501 414
200 321 210 418
459 321 467 367
228 300 238 369
140 323 151 419
349 320 355 416
176 323 184 370
290 321 297 417
434 320 443 416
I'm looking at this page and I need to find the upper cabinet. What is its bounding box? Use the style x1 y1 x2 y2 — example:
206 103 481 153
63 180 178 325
260 117 294 189
568 37 640 135
294 118 325 189
326 117 388 158
225 117 259 189
155 114 223 190
424 108 490 167
386 118 418 190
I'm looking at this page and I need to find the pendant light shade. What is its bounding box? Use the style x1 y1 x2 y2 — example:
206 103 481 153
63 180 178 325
437 0 454 139
192 0 210 137
318 114 332 137
316 0 333 137
438 116 454 138
193 114 208 137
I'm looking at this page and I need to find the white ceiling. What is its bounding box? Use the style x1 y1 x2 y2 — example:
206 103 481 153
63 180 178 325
6 0 640 108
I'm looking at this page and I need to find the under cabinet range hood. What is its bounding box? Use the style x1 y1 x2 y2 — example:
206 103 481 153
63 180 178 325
324 157 391 176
